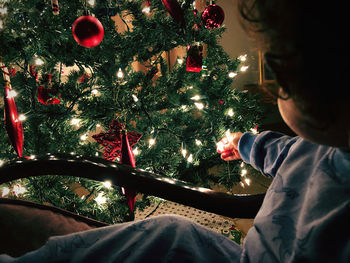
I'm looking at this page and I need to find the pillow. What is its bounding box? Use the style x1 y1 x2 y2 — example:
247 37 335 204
0 198 108 257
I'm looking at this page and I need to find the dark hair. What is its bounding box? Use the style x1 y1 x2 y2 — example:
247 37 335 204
237 0 348 124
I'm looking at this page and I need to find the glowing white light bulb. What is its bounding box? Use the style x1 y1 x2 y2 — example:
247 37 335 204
250 127 258 134
117 68 124 79
195 139 202 146
240 162 245 168
71 118 81 127
149 138 156 147
91 89 99 95
1 187 10 197
95 152 99 157
80 134 88 141
6 90 17 99
18 114 26 121
87 0 95 6
133 147 140 156
241 169 247 176
132 94 139 102
181 148 187 157
96 123 101 128
103 180 112 189
29 155 36 159
227 108 234 117
0 7 7 15
228 72 237 78
187 154 193 163
142 6 151 13
0 20 3 30
239 54 247 62
34 57 44 65
0 160 3 167
191 95 200 101
244 178 251 186
240 66 249 72
13 184 27 196
177 58 184 64
95 192 107 205
194 102 204 110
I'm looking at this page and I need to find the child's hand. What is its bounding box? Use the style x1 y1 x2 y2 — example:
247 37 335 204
217 132 243 161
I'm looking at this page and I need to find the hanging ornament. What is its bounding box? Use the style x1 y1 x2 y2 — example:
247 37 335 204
92 119 142 218
120 130 137 216
186 44 203 72
92 119 142 162
4 81 24 157
201 4 225 29
72 15 104 48
37 74 61 105
1 63 23 157
51 0 59 15
161 0 185 27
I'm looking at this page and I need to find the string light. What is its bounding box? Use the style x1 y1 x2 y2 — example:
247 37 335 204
142 6 151 14
132 94 139 102
177 58 184 64
0 20 3 30
13 184 27 196
71 118 81 127
181 148 187 158
195 139 202 146
244 178 251 186
1 187 10 197
87 0 95 6
18 114 26 121
6 90 17 99
187 154 193 163
240 65 249 72
228 72 237 78
29 155 36 159
241 169 247 176
194 102 204 110
91 89 99 96
133 147 140 156
238 54 247 62
96 123 101 128
80 134 88 141
148 138 156 147
191 95 201 101
0 7 7 15
117 68 124 79
227 108 234 117
250 127 258 134
34 56 44 66
102 180 112 189
95 192 107 205
0 159 3 167
95 152 99 157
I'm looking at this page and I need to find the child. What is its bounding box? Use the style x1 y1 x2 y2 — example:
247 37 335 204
1 0 349 262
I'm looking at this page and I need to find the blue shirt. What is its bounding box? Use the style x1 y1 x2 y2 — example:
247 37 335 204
239 131 350 263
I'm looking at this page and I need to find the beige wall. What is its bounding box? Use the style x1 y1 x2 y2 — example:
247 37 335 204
218 0 259 90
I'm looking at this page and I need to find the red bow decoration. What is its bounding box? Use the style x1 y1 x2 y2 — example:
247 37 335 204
92 119 142 161
93 119 142 217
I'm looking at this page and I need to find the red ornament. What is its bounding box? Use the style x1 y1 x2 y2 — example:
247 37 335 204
161 0 185 27
92 119 142 162
201 4 225 29
186 45 203 72
37 74 61 105
93 119 142 217
72 16 104 48
120 131 137 214
4 82 24 157
37 86 61 105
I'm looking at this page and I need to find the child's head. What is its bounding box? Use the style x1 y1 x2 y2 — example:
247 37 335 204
237 0 349 148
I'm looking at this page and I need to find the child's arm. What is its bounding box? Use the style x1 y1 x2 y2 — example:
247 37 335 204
218 131 298 178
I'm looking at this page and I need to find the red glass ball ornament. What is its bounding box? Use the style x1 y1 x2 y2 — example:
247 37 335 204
72 15 104 48
201 4 225 29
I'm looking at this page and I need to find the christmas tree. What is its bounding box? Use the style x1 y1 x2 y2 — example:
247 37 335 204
0 0 263 223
